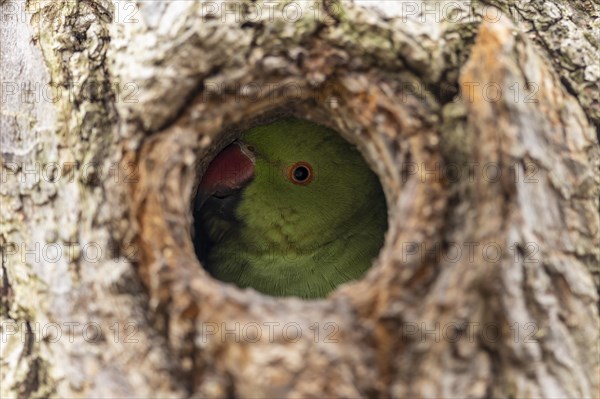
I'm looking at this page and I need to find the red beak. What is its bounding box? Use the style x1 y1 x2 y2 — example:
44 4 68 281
195 141 256 209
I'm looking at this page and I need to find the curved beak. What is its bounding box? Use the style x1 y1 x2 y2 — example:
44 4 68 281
195 141 256 211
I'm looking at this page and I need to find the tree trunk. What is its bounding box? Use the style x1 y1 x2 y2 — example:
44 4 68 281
1 0 598 397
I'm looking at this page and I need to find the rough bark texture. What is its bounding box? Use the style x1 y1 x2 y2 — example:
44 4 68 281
1 0 598 398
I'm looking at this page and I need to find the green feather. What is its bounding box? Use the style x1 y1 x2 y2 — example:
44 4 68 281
196 118 387 298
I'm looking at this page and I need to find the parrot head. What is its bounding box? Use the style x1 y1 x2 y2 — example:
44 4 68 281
194 118 387 298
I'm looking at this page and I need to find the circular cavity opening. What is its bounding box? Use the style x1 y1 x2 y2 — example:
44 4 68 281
191 114 389 300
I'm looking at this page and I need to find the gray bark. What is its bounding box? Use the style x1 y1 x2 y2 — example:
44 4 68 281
1 0 598 398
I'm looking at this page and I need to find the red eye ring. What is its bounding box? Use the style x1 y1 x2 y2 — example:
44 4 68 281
288 162 314 185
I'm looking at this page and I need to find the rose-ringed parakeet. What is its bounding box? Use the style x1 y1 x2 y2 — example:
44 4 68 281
194 118 387 299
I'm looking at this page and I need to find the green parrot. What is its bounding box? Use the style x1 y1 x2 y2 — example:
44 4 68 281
194 118 387 299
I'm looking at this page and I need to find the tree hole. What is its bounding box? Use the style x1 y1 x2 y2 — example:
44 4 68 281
192 117 388 299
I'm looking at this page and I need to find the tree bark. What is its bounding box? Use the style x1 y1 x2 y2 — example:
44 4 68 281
1 0 598 398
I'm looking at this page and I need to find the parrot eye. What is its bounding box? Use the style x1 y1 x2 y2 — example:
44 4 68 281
288 162 313 185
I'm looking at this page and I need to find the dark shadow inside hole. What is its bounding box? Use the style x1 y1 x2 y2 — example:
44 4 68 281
192 117 388 299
